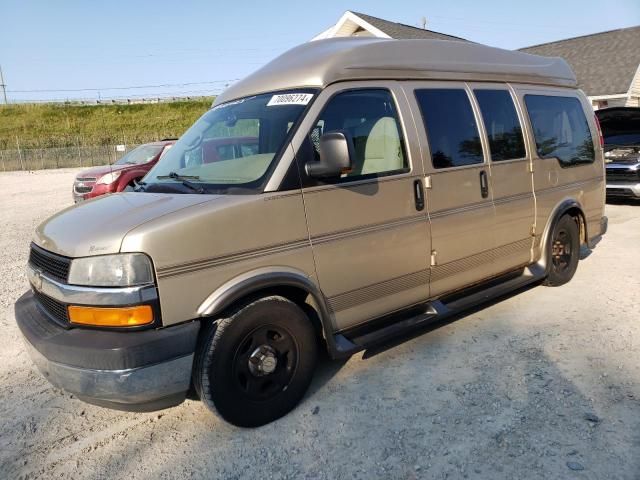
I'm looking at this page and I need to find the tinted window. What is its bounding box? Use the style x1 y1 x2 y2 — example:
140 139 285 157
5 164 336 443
415 89 483 169
474 89 526 161
525 95 595 167
311 89 408 179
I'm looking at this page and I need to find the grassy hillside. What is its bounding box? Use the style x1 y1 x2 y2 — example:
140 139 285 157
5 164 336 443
0 99 214 149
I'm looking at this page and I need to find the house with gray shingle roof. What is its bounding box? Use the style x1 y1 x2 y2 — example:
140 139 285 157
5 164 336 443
520 27 640 109
312 11 468 42
313 11 640 109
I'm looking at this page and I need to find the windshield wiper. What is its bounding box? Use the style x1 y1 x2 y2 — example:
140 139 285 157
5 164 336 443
133 180 147 192
156 171 205 193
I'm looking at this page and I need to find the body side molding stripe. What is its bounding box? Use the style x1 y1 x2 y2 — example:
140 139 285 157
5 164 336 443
327 270 429 313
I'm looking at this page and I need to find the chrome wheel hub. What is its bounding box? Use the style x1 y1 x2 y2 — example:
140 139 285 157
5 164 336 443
248 345 278 376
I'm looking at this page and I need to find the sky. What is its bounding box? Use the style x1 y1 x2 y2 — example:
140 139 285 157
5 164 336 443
1 0 639 103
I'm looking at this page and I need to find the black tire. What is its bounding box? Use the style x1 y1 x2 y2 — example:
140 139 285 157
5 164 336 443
193 296 317 427
542 214 580 287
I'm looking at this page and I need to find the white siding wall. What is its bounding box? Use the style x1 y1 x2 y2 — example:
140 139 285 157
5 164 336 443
607 97 630 108
628 65 640 97
625 96 640 107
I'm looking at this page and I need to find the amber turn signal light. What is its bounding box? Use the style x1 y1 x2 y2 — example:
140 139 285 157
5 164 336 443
68 305 153 327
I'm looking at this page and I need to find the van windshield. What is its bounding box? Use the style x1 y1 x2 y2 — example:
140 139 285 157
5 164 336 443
144 90 315 193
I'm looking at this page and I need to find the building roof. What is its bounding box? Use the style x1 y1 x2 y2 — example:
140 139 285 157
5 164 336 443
349 11 469 42
215 37 575 105
520 26 640 96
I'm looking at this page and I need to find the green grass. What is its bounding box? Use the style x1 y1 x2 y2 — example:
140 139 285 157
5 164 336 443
0 99 215 149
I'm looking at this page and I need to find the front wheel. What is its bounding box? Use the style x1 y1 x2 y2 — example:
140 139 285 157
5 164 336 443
193 296 317 427
542 214 580 287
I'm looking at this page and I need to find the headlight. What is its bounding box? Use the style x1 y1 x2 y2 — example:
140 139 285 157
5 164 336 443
96 171 122 185
68 253 154 287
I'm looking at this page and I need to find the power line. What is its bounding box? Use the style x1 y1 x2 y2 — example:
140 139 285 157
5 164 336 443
8 79 239 94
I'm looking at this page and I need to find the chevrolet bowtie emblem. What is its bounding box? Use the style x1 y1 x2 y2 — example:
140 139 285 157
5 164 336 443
32 269 43 291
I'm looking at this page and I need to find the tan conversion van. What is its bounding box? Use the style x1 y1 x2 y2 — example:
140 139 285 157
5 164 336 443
16 38 607 427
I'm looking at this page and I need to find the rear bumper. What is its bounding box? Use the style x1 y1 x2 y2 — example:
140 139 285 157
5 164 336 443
15 291 200 412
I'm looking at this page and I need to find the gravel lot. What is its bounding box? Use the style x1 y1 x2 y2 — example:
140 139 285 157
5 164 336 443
0 169 639 480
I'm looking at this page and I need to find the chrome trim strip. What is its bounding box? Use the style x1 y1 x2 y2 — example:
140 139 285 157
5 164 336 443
429 200 493 219
535 176 604 196
24 339 192 404
328 270 429 312
157 238 310 279
493 191 534 206
431 238 532 282
606 182 640 188
27 264 157 306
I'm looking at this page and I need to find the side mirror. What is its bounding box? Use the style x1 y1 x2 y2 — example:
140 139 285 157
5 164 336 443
305 131 354 178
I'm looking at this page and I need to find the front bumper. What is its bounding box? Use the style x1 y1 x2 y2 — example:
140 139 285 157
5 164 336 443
72 182 115 203
15 291 200 411
606 182 640 198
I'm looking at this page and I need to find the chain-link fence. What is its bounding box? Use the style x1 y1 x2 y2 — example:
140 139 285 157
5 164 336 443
0 144 141 171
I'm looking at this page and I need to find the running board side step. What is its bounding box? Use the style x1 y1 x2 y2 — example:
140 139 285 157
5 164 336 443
330 267 544 358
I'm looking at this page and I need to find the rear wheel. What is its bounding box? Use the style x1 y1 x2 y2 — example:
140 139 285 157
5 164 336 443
193 296 317 427
542 214 580 287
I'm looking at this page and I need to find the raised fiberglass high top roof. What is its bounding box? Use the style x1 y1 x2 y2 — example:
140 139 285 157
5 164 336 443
214 37 577 106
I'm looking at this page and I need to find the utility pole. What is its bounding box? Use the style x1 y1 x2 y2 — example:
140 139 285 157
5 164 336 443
0 64 7 104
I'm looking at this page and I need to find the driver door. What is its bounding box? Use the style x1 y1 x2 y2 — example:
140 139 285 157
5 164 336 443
291 82 431 331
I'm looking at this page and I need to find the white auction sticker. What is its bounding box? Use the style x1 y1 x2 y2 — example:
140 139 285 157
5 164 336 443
267 93 313 106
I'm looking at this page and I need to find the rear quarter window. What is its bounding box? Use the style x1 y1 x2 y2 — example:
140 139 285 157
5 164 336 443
524 95 595 167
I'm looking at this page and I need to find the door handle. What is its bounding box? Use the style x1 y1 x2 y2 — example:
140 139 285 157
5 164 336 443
413 179 425 211
479 170 489 199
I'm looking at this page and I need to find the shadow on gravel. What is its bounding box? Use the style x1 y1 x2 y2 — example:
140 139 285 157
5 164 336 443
362 281 541 359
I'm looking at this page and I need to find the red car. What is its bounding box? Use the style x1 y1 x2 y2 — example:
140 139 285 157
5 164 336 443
72 140 176 202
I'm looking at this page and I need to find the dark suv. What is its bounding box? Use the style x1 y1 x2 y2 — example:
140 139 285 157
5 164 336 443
597 107 640 199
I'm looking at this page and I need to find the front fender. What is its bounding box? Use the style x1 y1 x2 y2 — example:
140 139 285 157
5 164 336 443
196 267 340 353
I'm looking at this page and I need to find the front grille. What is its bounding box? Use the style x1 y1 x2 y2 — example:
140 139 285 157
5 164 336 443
76 177 97 182
606 169 639 183
74 184 93 194
33 289 69 325
29 244 71 282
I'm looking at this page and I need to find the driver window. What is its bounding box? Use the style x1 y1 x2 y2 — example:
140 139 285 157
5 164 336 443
311 89 408 180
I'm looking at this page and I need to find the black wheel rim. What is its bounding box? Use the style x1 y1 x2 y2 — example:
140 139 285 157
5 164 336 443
551 228 572 272
231 325 299 401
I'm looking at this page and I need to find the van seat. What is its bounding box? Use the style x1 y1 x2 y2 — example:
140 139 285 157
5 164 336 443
351 117 402 175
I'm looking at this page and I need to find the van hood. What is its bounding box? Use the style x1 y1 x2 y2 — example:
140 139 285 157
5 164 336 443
34 192 217 258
